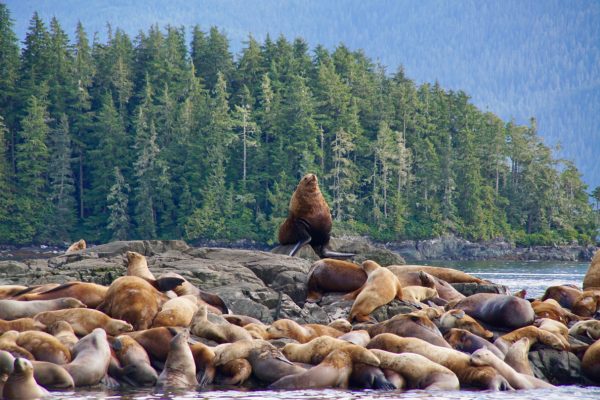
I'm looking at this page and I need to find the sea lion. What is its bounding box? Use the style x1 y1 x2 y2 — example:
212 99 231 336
387 264 485 284
504 337 534 376
0 350 13 393
453 293 534 329
582 337 600 382
583 249 600 290
124 327 178 362
0 285 29 299
281 336 380 366
48 321 79 351
401 286 438 304
0 331 34 360
34 308 133 336
445 328 505 359
534 318 570 348
383 368 406 389
532 299 577 325
470 348 554 389
152 294 199 328
157 330 198 388
570 320 600 340
0 318 46 333
97 275 183 330
32 360 75 388
66 239 86 253
347 260 403 322
190 342 216 386
572 290 600 318
269 349 353 389
306 259 366 302
160 272 229 314
367 313 450 348
0 297 86 320
328 319 352 333
15 282 108 309
338 330 370 347
62 328 112 387
111 335 158 386
126 251 155 280
541 285 582 309
3 358 49 399
216 358 252 385
494 326 567 354
371 348 460 390
266 319 343 343
244 323 270 340
191 305 252 343
367 333 511 390
223 315 263 327
439 309 494 339
16 330 71 364
278 173 353 258
349 363 395 389
387 267 465 303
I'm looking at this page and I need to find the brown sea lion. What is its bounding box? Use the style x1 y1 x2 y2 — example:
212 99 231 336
582 337 600 382
62 328 112 387
439 309 494 339
0 318 45 333
34 308 133 336
281 336 380 366
532 299 578 325
349 363 395 389
387 264 485 284
66 239 86 253
0 297 86 320
0 331 34 360
244 323 270 340
111 335 158 386
306 259 366 302
190 342 216 386
570 320 600 340
387 267 465 303
367 313 450 348
371 348 460 390
191 305 252 343
3 358 49 399
278 173 353 258
15 282 108 309
0 285 29 300
445 328 505 359
152 294 199 328
494 326 567 354
266 319 343 343
32 360 75 389
216 358 252 385
47 321 79 351
157 330 198 388
504 337 534 376
534 318 570 348
16 330 71 364
470 348 554 389
572 290 600 318
126 251 155 280
541 285 582 309
367 333 511 390
583 249 600 290
453 293 534 329
124 327 178 362
346 260 403 322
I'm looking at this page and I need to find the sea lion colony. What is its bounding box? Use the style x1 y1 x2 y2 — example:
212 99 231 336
1 175 600 397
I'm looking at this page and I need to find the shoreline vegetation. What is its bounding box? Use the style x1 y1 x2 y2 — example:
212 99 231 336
0 4 598 249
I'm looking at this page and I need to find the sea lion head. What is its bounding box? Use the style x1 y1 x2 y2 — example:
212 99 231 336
361 260 381 274
13 357 33 375
298 173 319 192
469 348 495 367
60 297 87 309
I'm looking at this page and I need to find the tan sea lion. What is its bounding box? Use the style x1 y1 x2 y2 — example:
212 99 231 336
111 335 158 386
16 330 71 364
346 260 403 322
306 259 366 302
470 348 554 389
0 297 86 320
371 348 460 390
569 320 600 340
15 282 108 309
387 264 485 284
583 249 600 290
34 308 133 336
0 318 46 333
124 327 178 362
190 342 216 386
216 358 252 385
63 328 112 387
494 326 567 354
3 358 49 399
243 323 270 340
278 173 353 258
328 318 352 333
0 331 34 360
401 286 438 303
266 319 343 343
504 337 534 376
440 309 493 339
367 313 450 348
66 239 86 253
126 251 155 280
152 294 199 328
160 272 228 314
281 336 380 366
338 330 370 347
444 328 505 359
387 267 465 303
541 285 582 309
572 290 600 318
191 305 252 343
532 299 577 325
32 360 75 388
534 318 570 348
367 333 511 390
157 330 197 388
47 321 78 351
0 285 29 299
453 293 534 329
269 349 353 389
582 337 600 382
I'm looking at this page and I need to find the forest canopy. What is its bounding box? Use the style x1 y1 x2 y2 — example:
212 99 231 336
0 5 596 246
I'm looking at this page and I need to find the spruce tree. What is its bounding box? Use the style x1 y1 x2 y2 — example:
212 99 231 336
106 167 130 240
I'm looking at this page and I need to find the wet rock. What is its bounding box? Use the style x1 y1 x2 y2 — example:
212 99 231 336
529 349 593 385
451 282 509 296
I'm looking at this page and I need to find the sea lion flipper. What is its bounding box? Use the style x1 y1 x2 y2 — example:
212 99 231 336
289 237 312 257
318 247 355 259
151 277 185 292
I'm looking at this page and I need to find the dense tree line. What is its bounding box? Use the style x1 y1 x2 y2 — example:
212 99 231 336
0 6 596 246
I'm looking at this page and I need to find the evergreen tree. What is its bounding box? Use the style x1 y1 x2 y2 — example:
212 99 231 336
0 115 13 239
0 4 20 135
106 167 130 240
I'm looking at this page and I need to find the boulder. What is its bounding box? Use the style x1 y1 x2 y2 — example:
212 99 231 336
451 282 509 296
529 349 593 385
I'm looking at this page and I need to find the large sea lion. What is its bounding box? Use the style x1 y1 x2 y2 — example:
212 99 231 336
111 335 158 386
453 293 534 329
267 319 343 343
14 282 108 309
278 173 353 258
532 299 578 325
439 309 493 339
157 330 198 388
269 349 353 389
583 249 600 290
16 330 71 364
0 331 34 360
34 308 133 336
444 328 504 359
306 259 367 302
0 297 86 320
282 336 380 366
66 239 86 253
347 260 403 322
2 358 49 400
62 328 112 387
367 313 450 348
387 264 485 284
494 326 567 354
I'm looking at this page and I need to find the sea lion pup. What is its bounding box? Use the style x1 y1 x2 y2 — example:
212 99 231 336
270 349 353 389
31 361 75 389
15 330 71 364
0 331 34 360
367 333 511 390
367 313 450 348
190 305 252 343
0 285 29 299
216 358 252 385
34 308 133 336
346 260 403 322
570 320 600 340
582 337 600 382
190 342 216 386
278 173 353 258
306 259 367 303
401 286 438 304
534 318 570 348
583 249 600 290
15 282 108 309
350 363 395 390
152 295 199 328
370 348 460 390
66 238 86 253
3 358 49 399
62 328 111 387
494 326 567 355
504 337 534 376
439 309 494 339
157 330 198 388
387 264 485 284
470 348 554 389
445 328 505 359
47 321 78 351
97 275 184 330
0 318 46 333
0 297 86 320
541 285 582 309
110 335 157 386
124 327 179 363
339 330 370 347
281 336 380 366
266 319 344 343
571 290 600 318
387 267 465 303
453 293 534 329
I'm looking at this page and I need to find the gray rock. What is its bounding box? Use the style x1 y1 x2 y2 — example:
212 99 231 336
451 282 509 296
529 349 593 385
329 237 406 266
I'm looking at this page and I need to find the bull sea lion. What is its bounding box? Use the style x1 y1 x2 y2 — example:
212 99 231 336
14 282 108 309
111 335 158 386
0 297 86 320
0 318 46 333
445 328 505 359
62 328 112 387
2 358 49 400
157 330 198 388
306 259 366 303
278 173 353 258
494 326 567 354
440 309 493 339
346 260 403 322
16 330 71 364
266 319 343 343
583 249 600 290
34 308 133 336
367 313 450 348
453 293 534 329
66 239 86 253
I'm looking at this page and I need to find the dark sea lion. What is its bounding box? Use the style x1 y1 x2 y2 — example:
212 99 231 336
367 313 450 348
0 297 86 320
62 328 112 387
350 363 396 389
157 330 198 388
445 328 505 359
0 350 13 393
278 173 353 258
453 293 534 329
111 335 157 386
34 308 133 336
15 282 108 309
541 285 582 309
124 327 178 362
16 330 71 364
306 259 366 303
2 358 49 399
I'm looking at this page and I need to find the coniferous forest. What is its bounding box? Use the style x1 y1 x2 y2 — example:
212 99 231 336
0 5 596 246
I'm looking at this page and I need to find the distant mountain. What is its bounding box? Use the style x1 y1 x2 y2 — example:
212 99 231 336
5 0 600 188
